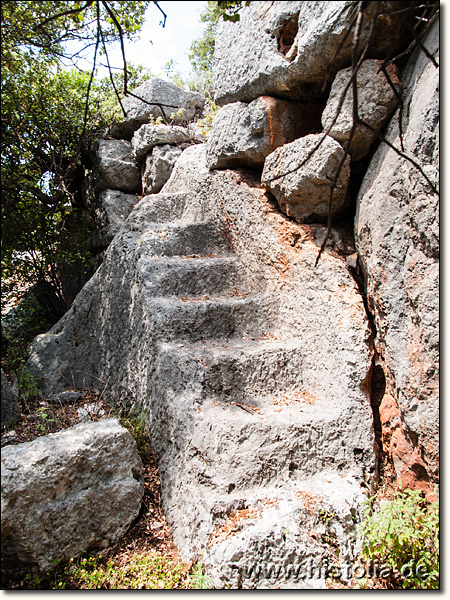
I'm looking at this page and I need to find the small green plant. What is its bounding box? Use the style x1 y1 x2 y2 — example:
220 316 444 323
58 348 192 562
188 562 213 589
16 364 42 400
35 405 59 433
358 485 439 589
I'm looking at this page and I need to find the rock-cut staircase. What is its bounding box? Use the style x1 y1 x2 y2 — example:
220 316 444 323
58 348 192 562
28 148 375 589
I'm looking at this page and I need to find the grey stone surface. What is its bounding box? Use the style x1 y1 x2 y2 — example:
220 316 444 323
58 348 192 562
1 369 20 430
28 144 374 587
142 145 183 195
261 134 351 222
90 189 138 250
111 79 205 140
1 419 144 572
355 18 439 485
95 139 141 193
206 96 322 169
321 59 400 160
131 124 192 163
213 1 411 105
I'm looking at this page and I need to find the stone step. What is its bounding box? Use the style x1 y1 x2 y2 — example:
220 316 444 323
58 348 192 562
147 294 277 342
138 255 242 298
126 192 195 226
124 221 231 258
156 337 307 402
159 469 366 588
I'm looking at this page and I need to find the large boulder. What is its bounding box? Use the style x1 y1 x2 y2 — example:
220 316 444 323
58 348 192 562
1 369 20 431
321 60 400 161
141 145 182 195
355 18 439 490
1 418 144 572
213 1 412 105
131 123 192 163
206 96 322 169
94 139 141 194
261 134 351 222
111 79 205 140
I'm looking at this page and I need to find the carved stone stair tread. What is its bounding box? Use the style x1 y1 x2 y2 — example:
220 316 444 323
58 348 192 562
147 294 276 342
157 336 309 401
138 255 242 297
121 220 231 258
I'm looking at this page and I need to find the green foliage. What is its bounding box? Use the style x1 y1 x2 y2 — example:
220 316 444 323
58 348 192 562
1 1 152 321
358 485 439 589
188 562 214 589
217 1 251 22
56 553 203 589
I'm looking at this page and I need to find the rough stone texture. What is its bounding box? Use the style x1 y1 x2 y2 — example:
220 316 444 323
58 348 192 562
206 96 322 169
89 189 138 251
261 134 351 222
321 60 400 161
110 79 205 140
95 139 141 193
355 19 439 490
1 419 144 572
213 1 411 105
142 145 182 195
1 369 20 430
131 124 192 163
28 144 375 588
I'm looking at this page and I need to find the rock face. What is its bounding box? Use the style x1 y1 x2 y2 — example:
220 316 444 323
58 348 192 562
1 419 144 572
89 189 138 251
355 19 439 489
142 145 183 195
321 60 400 160
1 369 20 430
261 134 351 222
28 145 375 587
95 139 141 193
213 1 411 105
206 96 322 169
111 79 205 140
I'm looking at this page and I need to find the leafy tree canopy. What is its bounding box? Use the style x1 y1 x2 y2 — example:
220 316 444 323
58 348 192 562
1 1 155 322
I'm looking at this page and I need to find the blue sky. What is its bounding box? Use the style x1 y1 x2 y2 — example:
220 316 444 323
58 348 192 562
105 1 209 79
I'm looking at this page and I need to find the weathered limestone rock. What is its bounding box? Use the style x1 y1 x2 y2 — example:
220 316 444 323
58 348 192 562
131 123 191 163
142 145 182 195
89 189 138 250
321 60 400 161
206 96 322 169
111 79 205 140
28 144 375 588
261 134 351 222
95 139 141 193
213 1 411 105
1 418 144 572
1 369 20 430
355 18 439 490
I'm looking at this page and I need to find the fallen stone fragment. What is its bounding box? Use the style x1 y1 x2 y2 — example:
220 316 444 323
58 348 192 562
48 390 83 404
95 139 141 193
321 60 400 161
206 96 322 169
131 123 191 163
142 145 183 194
261 134 350 222
110 79 205 140
1 418 144 572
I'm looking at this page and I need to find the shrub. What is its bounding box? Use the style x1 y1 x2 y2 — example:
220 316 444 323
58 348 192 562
358 485 439 589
